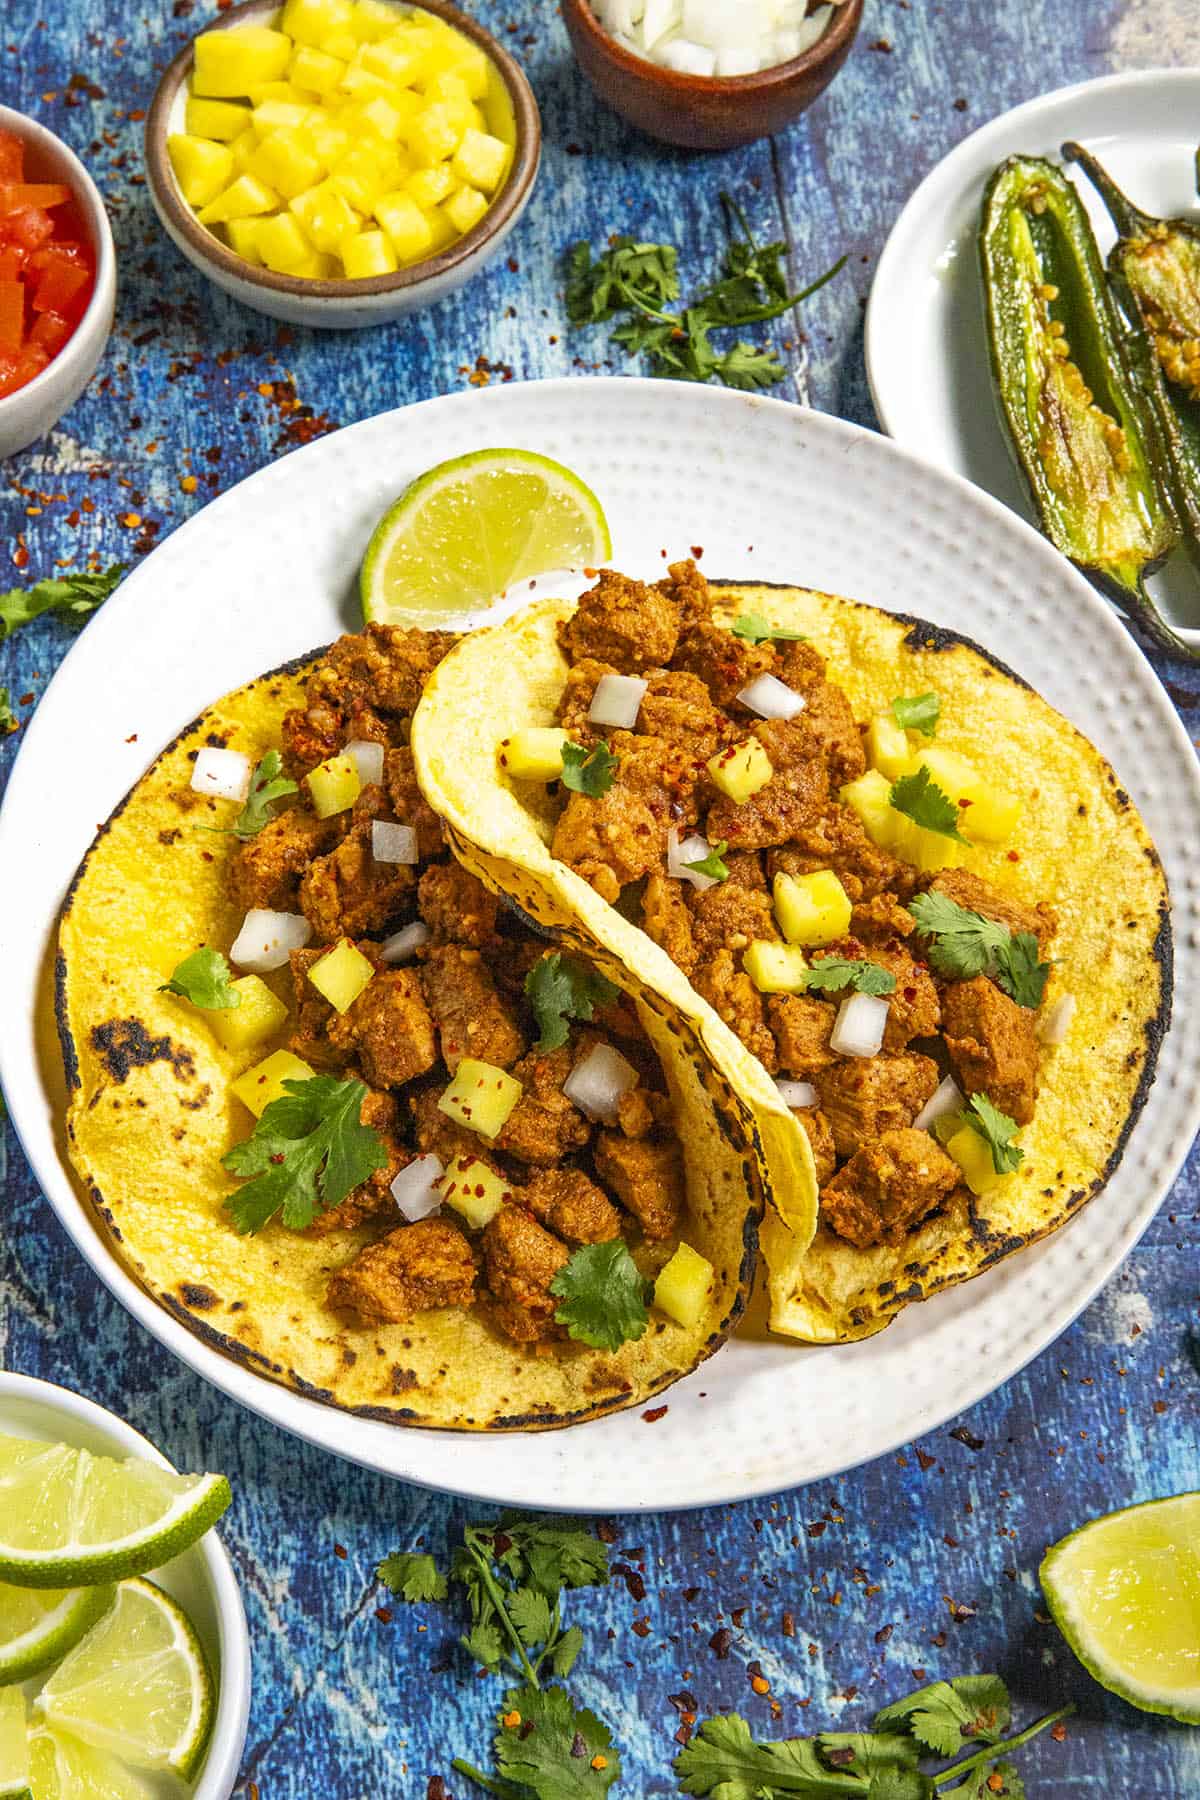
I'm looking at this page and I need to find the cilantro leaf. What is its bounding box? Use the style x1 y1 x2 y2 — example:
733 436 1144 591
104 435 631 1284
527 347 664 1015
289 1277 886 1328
561 739 618 798
494 1685 620 1798
940 1761 1025 1799
525 954 619 1052
889 766 968 843
960 1095 1024 1177
516 1521 609 1597
221 1075 388 1234
550 1625 585 1679
565 236 680 324
0 687 17 734
892 692 941 737
550 1241 650 1353
805 957 897 997
717 341 787 391
376 1552 448 1604
508 1586 555 1648
906 892 1010 980
730 612 806 643
159 947 241 1011
675 1713 865 1796
0 564 124 642
230 749 299 840
462 1619 505 1671
992 932 1050 1009
684 839 731 882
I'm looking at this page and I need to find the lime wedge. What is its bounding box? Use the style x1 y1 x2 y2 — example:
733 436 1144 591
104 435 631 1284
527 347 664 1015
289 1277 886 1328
0 1689 31 1800
37 1577 214 1781
1041 1492 1200 1722
26 1723 151 1800
0 1436 231 1588
360 448 612 625
0 1580 114 1684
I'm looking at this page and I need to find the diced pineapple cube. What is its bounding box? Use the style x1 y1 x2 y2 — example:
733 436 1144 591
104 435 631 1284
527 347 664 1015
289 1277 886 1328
890 816 966 875
375 189 434 262
329 144 395 212
959 783 1022 843
406 164 457 209
425 206 458 253
452 127 509 194
246 80 304 105
192 27 292 99
167 134 235 208
707 737 773 804
909 745 982 807
439 1058 524 1141
654 1242 714 1328
866 712 911 781
743 941 810 995
251 128 323 199
840 769 897 849
185 96 253 142
280 0 355 49
439 1156 511 1230
322 27 360 61
435 33 490 99
229 129 259 176
409 102 463 166
225 216 266 265
307 939 375 1014
252 97 314 133
342 228 398 278
351 0 404 41
209 975 289 1052
422 71 475 134
350 93 416 144
289 44 347 94
360 31 436 86
298 113 352 172
943 1123 1006 1197
305 750 362 816
773 869 852 947
291 180 361 252
497 728 569 782
338 62 400 104
231 1049 315 1117
197 174 279 225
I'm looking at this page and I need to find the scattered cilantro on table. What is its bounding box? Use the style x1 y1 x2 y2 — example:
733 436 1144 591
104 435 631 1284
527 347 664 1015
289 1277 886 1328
892 692 941 736
730 612 806 644
222 1075 388 1234
888 766 968 843
561 739 619 797
160 947 241 1011
805 957 897 997
958 1093 1025 1176
684 839 731 882
525 954 619 1052
0 564 124 641
376 1552 448 1604
550 1240 651 1352
906 892 1050 1008
0 687 16 734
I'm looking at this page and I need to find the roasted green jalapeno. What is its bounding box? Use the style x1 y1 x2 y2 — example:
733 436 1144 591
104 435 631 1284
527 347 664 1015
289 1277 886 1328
980 156 1189 658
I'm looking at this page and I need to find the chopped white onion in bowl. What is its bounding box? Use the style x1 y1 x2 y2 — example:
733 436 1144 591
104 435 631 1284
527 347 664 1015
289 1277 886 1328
667 828 719 892
1038 993 1076 1046
914 1075 963 1134
592 0 842 78
776 1078 817 1110
391 1154 445 1223
229 908 311 973
563 1043 640 1124
345 739 385 788
736 673 806 720
190 747 251 804
588 672 648 729
379 920 431 964
829 992 889 1059
372 820 418 865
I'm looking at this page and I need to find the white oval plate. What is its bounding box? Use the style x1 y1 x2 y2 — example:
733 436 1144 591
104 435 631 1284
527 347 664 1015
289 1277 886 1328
865 67 1200 644
1 378 1197 1513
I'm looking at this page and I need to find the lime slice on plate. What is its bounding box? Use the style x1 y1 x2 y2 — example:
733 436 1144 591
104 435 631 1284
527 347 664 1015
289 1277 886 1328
360 448 612 625
0 1436 231 1588
26 1722 151 1800
1041 1491 1200 1722
0 1689 32 1800
37 1577 214 1781
0 1580 114 1684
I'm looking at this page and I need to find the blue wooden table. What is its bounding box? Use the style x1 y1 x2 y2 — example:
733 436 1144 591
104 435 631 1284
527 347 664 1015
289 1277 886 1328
3 2 1199 1793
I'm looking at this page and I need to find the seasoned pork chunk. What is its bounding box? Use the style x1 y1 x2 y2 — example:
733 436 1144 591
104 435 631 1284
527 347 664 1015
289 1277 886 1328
481 1205 570 1343
940 976 1040 1124
327 1218 476 1322
822 1128 960 1248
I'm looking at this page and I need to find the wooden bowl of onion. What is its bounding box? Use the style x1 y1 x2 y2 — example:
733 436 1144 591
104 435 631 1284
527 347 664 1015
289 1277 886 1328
561 0 863 151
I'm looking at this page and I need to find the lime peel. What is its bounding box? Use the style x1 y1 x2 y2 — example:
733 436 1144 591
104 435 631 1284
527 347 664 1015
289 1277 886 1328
0 1580 114 1684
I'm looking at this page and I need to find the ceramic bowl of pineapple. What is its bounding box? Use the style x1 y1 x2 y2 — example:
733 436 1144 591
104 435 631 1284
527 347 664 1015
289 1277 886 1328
145 0 540 328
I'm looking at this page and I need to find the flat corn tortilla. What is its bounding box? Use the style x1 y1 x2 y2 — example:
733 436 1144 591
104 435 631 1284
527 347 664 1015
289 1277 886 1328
411 581 1171 1344
57 654 761 1431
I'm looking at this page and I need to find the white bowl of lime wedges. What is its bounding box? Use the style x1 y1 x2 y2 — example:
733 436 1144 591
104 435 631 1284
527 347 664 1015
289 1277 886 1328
0 1372 249 1800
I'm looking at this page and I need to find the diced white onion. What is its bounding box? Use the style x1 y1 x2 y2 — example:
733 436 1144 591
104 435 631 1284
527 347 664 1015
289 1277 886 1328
379 920 431 964
372 820 418 865
667 827 719 892
588 672 648 730
391 1154 445 1223
736 673 806 721
1038 993 1076 1046
190 746 251 803
829 992 889 1059
914 1075 964 1134
776 1078 817 1110
229 908 311 973
659 36 717 75
563 1043 640 1124
591 0 838 75
345 738 385 788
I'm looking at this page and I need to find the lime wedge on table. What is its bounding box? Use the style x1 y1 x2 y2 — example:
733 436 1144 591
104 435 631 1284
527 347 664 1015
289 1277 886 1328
0 1688 31 1800
360 448 612 625
0 1579 114 1684
1041 1492 1200 1722
26 1722 151 1800
37 1577 214 1781
0 1436 231 1588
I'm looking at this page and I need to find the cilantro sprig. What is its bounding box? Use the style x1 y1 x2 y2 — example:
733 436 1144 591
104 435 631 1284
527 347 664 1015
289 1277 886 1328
889 765 968 844
959 1093 1025 1176
730 614 806 644
567 196 846 392
805 957 897 997
892 692 941 737
375 1552 447 1604
684 839 730 882
550 1240 651 1352
160 947 241 1010
0 564 124 642
231 749 299 839
525 954 619 1053
907 892 1050 1009
561 739 618 797
222 1075 388 1234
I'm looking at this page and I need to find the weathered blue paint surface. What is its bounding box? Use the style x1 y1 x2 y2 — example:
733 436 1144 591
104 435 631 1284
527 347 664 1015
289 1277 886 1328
2 1 1199 1794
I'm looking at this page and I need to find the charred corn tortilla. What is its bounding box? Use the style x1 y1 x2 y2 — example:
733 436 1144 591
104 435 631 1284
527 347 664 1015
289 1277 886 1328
412 581 1171 1344
56 653 761 1431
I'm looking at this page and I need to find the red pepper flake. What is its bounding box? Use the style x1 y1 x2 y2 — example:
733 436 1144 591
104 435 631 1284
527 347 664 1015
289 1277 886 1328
631 1616 651 1638
375 1606 393 1623
690 545 704 559
708 1626 733 1659
949 1426 985 1451
120 512 142 529
12 542 29 569
641 1404 669 1423
590 1756 607 1772
916 1448 937 1471
782 1611 795 1637
1051 1721 1068 1742
427 1779 448 1800
333 1543 348 1560
875 1623 894 1644
501 1709 521 1729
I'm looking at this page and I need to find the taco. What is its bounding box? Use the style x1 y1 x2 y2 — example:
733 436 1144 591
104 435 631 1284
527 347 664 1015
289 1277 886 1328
411 562 1171 1343
56 623 765 1430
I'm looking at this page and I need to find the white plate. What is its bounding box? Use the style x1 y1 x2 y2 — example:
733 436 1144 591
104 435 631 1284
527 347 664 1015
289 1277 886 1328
1 378 1198 1513
0 1373 249 1800
865 68 1200 644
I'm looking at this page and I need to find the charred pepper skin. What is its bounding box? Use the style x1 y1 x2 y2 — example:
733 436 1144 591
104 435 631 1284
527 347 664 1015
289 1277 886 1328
979 156 1190 660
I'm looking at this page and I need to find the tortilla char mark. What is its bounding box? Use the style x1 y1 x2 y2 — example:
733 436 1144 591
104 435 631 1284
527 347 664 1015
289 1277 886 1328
90 1017 196 1085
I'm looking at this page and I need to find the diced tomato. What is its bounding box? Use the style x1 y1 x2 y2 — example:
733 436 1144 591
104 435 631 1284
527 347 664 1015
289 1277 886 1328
0 183 71 212
0 132 24 184
29 310 71 356
0 146 93 402
0 206 55 255
32 256 90 318
0 343 49 398
0 280 23 351
0 248 21 282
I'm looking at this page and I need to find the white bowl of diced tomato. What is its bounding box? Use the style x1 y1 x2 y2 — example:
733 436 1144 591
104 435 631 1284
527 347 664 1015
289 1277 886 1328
0 106 116 459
